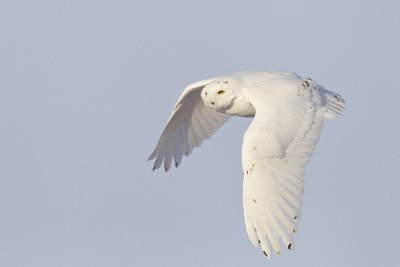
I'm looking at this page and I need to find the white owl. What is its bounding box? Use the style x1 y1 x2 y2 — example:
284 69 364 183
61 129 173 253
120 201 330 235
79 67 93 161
148 71 345 258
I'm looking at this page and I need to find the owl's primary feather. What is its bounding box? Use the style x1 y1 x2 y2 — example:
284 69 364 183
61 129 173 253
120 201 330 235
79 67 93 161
148 71 345 259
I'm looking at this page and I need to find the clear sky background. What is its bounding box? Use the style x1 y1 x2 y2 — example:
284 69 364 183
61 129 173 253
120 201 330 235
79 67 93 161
1 0 399 266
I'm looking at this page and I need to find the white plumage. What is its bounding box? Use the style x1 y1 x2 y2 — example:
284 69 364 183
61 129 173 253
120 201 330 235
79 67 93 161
148 71 345 258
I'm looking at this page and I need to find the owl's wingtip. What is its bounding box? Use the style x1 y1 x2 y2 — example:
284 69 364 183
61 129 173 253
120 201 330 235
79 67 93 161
147 149 158 161
262 251 270 259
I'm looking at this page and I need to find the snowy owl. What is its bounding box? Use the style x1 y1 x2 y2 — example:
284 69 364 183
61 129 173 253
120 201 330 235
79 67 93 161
148 71 345 259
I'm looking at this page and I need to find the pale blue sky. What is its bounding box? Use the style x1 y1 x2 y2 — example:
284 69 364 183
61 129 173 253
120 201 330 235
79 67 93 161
1 0 399 266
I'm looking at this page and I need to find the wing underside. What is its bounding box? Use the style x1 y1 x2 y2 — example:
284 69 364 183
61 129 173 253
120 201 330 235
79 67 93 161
243 114 324 258
242 78 345 258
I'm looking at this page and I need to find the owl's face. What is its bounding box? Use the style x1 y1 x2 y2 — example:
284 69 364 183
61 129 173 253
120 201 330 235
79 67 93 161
201 79 236 113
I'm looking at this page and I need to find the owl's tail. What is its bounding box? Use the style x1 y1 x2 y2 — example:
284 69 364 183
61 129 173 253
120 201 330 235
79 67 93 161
318 86 346 119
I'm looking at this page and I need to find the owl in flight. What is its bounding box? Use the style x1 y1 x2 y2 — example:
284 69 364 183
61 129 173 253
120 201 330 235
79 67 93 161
148 71 345 258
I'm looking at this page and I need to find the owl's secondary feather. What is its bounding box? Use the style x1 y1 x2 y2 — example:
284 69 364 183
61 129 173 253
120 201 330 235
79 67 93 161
148 71 345 259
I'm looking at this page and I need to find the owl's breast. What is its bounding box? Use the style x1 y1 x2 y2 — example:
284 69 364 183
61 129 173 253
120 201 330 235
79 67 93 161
225 100 256 117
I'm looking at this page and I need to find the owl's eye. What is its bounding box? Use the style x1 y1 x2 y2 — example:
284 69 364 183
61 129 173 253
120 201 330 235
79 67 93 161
217 90 225 95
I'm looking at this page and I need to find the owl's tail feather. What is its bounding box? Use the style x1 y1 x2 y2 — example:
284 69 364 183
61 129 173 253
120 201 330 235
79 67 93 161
318 86 346 119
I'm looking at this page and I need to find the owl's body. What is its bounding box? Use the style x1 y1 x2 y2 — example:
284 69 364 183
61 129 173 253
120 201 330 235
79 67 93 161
149 71 345 258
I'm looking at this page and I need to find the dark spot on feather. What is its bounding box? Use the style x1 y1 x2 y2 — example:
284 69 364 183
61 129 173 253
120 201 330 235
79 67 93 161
246 171 249 174
288 243 292 250
211 102 214 105
205 92 208 96
293 229 296 233
175 162 179 167
224 81 228 83
258 239 261 244
293 215 297 219
253 199 256 203
263 251 268 257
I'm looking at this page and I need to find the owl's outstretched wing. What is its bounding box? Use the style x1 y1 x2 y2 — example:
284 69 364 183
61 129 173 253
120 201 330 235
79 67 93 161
242 78 345 258
148 78 230 171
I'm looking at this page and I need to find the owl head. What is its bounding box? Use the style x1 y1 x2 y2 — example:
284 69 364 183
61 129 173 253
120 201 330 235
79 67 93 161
201 77 255 117
201 78 236 113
